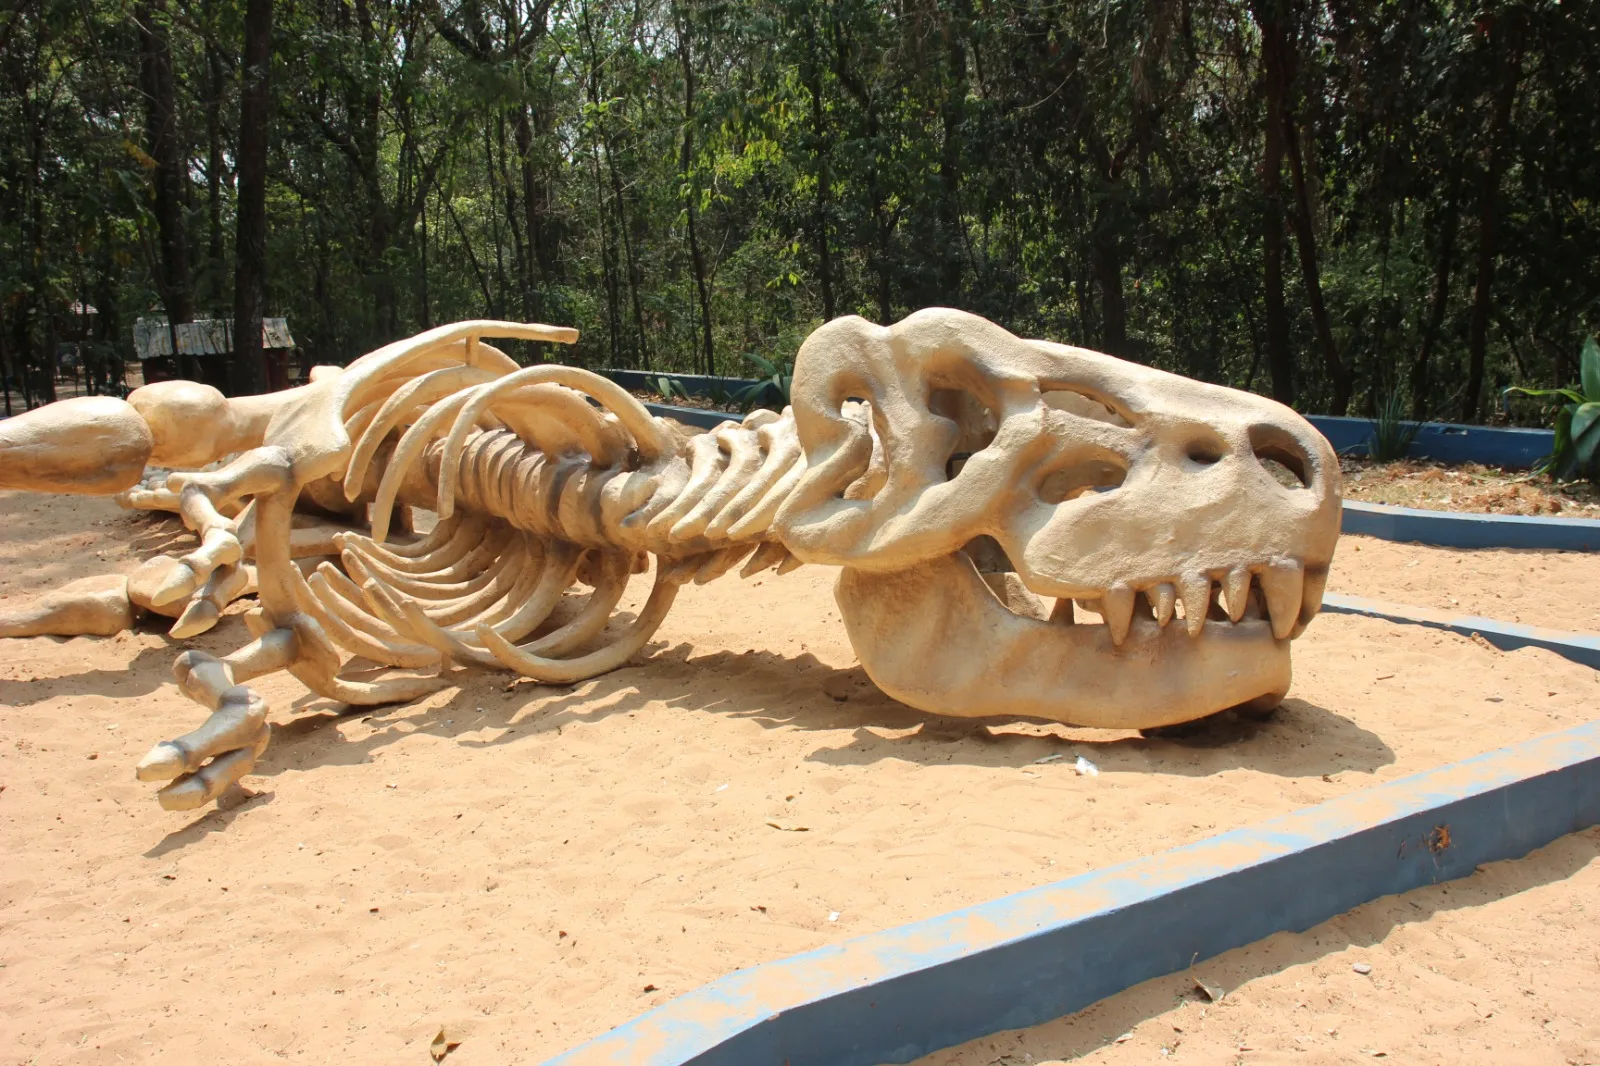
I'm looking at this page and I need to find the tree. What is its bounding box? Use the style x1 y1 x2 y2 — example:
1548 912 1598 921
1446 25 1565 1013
231 0 271 394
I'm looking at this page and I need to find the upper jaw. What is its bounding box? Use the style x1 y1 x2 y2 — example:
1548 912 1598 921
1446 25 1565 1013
1018 556 1332 645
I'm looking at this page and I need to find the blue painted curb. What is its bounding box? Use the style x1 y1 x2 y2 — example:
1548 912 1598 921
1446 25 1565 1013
1342 499 1600 551
641 401 739 431
604 368 748 399
544 721 1600 1066
1321 592 1600 668
1306 415 1551 470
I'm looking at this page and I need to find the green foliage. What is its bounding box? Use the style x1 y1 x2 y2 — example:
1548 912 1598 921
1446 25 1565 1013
2 0 1597 421
1505 338 1600 483
1366 392 1423 463
652 376 690 403
734 352 794 412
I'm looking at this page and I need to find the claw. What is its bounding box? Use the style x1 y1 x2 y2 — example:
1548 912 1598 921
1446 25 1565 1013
150 561 201 607
136 740 190 782
168 598 221 638
137 686 270 782
167 563 253 638
154 528 244 607
154 726 271 811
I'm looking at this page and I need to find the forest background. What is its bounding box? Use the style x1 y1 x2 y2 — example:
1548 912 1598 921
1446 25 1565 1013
2 0 1597 421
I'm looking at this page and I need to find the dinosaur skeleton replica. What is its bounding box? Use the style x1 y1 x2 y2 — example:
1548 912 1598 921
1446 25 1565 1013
0 309 1341 811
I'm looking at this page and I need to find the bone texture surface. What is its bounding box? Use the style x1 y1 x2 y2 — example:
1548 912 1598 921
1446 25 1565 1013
0 309 1341 809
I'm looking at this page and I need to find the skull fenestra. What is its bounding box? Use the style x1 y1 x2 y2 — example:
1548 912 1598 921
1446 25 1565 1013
0 308 1340 809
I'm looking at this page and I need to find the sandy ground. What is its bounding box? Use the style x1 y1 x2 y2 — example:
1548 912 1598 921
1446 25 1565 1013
1 492 1597 1065
920 827 1600 1066
1331 534 1600 632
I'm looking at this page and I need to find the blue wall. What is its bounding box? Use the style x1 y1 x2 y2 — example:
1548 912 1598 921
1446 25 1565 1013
1341 501 1600 551
1306 415 1552 470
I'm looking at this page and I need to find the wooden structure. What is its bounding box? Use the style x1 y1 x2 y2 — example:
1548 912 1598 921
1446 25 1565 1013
132 317 296 395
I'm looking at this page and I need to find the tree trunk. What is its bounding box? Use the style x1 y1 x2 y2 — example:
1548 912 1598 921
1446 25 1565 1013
419 192 431 329
1462 36 1521 423
606 142 650 368
677 11 714 376
936 3 968 303
205 40 227 310
1285 115 1351 414
803 62 836 320
512 107 542 321
1255 0 1294 406
482 129 507 316
1411 178 1461 421
1090 225 1128 358
231 0 272 396
137 0 198 378
591 146 622 366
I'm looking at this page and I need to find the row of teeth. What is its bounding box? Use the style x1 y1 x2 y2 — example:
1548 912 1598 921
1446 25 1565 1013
1047 561 1325 645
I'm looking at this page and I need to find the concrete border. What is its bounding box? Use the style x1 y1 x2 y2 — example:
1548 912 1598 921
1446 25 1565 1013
1342 500 1600 551
1322 592 1600 668
1305 415 1551 469
641 400 738 431
543 721 1600 1066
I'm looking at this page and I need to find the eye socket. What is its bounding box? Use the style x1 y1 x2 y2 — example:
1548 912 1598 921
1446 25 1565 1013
1257 450 1309 488
1186 445 1224 466
1248 425 1314 489
930 389 999 480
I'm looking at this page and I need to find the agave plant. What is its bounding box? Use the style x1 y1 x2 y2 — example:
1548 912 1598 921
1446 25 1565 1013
734 352 794 412
1505 336 1600 482
1366 390 1422 463
652 375 690 403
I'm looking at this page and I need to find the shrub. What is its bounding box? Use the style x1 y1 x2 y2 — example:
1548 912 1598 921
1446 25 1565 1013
734 352 794 412
1505 336 1600 483
1367 391 1422 462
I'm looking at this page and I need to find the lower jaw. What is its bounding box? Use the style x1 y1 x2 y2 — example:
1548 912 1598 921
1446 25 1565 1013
836 552 1291 730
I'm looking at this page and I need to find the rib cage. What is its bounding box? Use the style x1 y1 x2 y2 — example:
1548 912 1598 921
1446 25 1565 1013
295 340 809 685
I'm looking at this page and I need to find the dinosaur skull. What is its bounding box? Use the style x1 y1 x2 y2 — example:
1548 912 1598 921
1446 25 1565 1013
774 309 1341 729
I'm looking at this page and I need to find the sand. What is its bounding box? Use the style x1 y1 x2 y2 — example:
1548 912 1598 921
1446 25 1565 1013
920 827 1600 1066
1332 534 1600 632
1 491 1597 1065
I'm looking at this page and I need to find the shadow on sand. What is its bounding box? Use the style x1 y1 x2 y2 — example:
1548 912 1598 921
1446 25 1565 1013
233 637 1396 791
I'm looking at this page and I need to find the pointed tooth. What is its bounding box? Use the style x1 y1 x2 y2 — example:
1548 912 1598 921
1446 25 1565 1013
1177 573 1210 637
1291 565 1330 637
1301 566 1329 620
1224 567 1252 623
1259 559 1306 640
1151 583 1176 627
1102 583 1135 646
1049 598 1076 625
